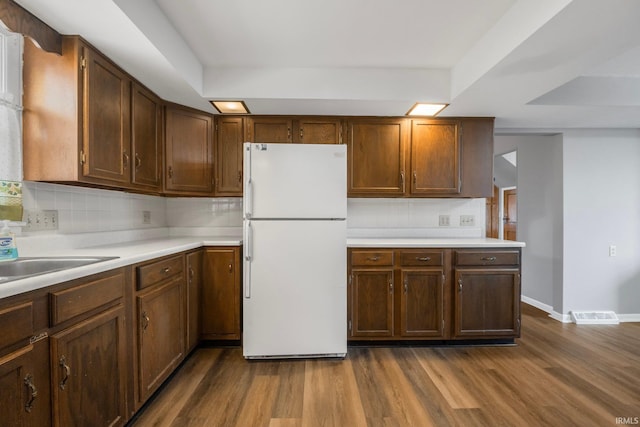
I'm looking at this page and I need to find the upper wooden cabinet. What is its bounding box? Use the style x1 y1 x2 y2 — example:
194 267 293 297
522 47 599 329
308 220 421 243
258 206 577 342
23 36 163 193
164 104 214 195
410 119 460 195
347 118 408 196
215 116 245 196
131 83 163 192
346 117 493 198
246 116 342 144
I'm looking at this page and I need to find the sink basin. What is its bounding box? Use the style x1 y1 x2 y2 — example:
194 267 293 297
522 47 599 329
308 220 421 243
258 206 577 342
0 256 119 283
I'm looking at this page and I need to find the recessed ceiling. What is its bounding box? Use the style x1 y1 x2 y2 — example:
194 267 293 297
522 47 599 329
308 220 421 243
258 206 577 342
13 0 640 129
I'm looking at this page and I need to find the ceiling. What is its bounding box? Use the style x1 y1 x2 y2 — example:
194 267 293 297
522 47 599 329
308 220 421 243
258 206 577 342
13 0 640 130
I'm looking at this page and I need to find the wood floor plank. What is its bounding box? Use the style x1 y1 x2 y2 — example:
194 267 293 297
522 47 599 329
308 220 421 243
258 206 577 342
130 305 640 427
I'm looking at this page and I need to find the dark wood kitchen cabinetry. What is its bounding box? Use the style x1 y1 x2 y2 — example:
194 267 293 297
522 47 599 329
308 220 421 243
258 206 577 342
23 36 163 194
346 118 408 196
346 117 493 198
215 116 245 196
134 255 185 407
130 82 163 192
0 300 50 427
348 249 449 340
201 247 241 340
164 104 215 195
49 269 128 427
186 250 203 353
410 119 461 195
246 116 342 144
453 249 521 338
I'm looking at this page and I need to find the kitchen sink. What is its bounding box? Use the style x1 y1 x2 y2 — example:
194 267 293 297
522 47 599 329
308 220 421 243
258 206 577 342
0 256 119 283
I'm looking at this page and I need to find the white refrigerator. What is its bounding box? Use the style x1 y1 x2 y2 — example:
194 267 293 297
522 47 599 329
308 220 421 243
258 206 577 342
242 142 347 359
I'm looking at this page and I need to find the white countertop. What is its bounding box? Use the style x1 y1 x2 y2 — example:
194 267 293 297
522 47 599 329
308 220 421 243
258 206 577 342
0 235 242 299
347 237 526 248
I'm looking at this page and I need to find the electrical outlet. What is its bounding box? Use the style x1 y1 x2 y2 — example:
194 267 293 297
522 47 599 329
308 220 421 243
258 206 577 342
143 210 151 224
439 215 450 226
609 245 617 257
23 209 58 231
460 215 476 226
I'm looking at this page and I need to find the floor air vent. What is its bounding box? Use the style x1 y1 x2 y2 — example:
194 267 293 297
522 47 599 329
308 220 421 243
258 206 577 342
571 311 619 325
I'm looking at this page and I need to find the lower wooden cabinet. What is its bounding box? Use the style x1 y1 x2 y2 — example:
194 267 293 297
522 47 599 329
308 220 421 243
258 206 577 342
348 247 520 342
186 250 203 352
50 305 127 427
201 247 241 340
134 256 185 407
0 338 50 427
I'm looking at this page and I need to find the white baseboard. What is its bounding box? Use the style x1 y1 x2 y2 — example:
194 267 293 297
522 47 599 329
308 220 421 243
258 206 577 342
521 295 640 323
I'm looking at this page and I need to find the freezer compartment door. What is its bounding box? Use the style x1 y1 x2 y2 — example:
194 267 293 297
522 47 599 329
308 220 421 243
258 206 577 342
243 143 347 219
243 220 347 358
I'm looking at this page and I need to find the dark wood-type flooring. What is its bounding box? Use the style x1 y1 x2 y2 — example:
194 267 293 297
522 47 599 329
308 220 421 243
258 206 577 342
130 304 640 426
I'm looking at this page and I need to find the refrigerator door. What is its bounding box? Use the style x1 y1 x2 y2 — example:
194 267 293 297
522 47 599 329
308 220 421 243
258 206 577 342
243 143 347 219
243 219 346 358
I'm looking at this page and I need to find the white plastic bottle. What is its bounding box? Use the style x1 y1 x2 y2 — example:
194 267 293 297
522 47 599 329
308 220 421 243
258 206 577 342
0 220 18 262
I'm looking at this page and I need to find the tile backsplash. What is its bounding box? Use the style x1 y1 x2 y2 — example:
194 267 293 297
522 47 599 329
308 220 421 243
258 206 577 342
22 183 485 237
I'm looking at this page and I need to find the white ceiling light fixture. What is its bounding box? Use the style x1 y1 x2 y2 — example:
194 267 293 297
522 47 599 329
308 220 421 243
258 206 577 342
406 102 448 117
210 100 250 114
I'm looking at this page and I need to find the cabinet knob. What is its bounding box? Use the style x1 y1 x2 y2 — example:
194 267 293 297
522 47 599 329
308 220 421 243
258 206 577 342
400 171 405 192
135 153 142 169
168 166 173 178
123 152 129 168
162 267 171 274
228 263 233 273
458 279 463 292
142 311 150 331
389 281 393 293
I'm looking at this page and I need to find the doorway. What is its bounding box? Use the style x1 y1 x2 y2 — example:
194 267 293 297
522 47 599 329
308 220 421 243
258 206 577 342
488 150 517 240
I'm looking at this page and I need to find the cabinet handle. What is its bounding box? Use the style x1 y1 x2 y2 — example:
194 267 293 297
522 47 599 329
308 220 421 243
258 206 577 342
168 166 173 178
413 171 417 184
299 128 304 140
287 127 291 141
189 267 194 280
237 170 242 183
59 356 70 390
123 152 129 168
416 256 431 262
366 256 380 262
162 267 171 274
24 373 37 413
400 171 405 192
142 311 150 331
135 153 142 169
389 281 393 293
481 256 497 262
458 279 463 292
228 263 233 273
403 278 408 294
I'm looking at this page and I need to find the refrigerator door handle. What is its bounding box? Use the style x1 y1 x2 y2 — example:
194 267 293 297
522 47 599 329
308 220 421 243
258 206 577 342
246 178 253 219
244 221 252 298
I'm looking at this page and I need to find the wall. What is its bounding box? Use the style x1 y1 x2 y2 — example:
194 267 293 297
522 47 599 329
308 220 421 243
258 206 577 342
562 130 640 319
22 182 167 233
494 134 564 314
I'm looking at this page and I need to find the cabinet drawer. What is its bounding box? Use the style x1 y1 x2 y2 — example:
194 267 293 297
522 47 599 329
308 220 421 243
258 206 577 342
455 250 520 266
399 250 443 266
50 271 124 326
351 250 394 267
0 302 34 350
137 254 184 290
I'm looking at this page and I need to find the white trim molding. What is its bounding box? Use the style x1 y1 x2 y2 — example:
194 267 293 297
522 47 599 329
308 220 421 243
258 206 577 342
522 295 640 323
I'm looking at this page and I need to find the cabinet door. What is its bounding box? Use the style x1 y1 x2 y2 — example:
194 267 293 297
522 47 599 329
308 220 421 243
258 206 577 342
400 269 446 338
410 120 460 194
454 268 520 338
216 116 244 195
202 248 241 340
0 345 41 427
131 83 163 191
50 305 127 427
186 251 203 352
82 45 131 185
136 278 185 404
347 119 408 196
165 106 214 194
350 269 394 337
296 118 342 144
247 117 293 143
